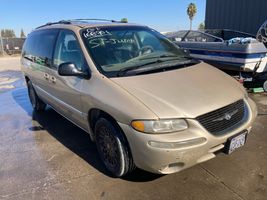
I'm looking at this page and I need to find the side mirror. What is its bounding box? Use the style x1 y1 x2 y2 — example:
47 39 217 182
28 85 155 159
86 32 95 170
58 62 90 79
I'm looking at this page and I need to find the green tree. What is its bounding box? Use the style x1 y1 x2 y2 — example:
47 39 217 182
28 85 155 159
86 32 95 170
1 29 16 38
198 22 205 30
121 18 128 23
20 29 26 38
187 3 197 30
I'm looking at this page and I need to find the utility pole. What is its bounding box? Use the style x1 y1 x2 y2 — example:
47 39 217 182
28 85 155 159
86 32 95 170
0 30 4 56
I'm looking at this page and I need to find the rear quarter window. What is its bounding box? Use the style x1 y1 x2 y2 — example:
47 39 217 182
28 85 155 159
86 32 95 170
22 29 59 67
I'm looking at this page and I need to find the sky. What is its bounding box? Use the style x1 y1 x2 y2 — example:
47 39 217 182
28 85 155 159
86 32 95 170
0 0 206 37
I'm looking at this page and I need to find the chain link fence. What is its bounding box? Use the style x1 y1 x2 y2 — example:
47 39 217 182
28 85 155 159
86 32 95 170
0 37 26 56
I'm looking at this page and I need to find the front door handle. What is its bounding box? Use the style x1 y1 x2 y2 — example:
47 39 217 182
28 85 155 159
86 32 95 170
44 73 49 80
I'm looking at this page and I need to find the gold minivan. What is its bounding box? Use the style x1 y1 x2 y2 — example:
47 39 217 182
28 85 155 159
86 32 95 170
21 19 257 177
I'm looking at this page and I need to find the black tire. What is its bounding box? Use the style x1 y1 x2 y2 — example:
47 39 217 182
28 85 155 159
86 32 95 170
27 80 46 111
95 118 135 177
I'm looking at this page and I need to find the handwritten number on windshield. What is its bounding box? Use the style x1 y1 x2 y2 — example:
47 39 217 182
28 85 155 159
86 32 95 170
83 28 112 39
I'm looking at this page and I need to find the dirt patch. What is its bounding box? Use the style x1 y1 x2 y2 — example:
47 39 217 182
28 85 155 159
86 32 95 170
0 56 21 72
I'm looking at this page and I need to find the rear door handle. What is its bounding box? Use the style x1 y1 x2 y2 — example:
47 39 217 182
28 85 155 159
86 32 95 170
44 73 49 80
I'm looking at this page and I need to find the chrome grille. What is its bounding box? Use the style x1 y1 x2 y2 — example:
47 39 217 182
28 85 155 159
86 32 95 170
196 100 246 135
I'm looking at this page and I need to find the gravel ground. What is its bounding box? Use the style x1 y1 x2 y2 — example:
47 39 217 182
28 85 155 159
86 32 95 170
0 56 21 71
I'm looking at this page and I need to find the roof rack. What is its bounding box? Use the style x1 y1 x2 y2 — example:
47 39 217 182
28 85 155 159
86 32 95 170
35 18 127 29
35 20 71 29
71 18 121 23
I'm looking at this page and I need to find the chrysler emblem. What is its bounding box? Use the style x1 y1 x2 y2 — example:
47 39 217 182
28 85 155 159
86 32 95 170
212 109 239 122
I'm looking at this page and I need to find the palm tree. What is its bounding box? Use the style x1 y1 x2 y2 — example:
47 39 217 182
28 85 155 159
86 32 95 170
187 3 197 30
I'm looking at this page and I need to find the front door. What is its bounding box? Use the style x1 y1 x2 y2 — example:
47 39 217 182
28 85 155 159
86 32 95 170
46 29 88 130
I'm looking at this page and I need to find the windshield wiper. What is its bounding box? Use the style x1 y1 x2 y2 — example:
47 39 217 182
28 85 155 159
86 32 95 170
117 59 164 77
139 53 181 60
117 59 196 77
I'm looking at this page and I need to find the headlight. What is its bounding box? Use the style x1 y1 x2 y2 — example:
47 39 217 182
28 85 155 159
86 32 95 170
131 119 188 133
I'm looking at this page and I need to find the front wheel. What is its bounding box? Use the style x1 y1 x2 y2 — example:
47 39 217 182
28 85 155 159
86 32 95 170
95 118 135 177
27 80 46 111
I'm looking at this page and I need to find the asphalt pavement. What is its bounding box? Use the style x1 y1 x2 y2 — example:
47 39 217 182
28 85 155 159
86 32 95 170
0 57 266 200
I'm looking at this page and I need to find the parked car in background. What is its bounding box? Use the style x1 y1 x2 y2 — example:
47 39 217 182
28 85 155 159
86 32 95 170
21 19 257 177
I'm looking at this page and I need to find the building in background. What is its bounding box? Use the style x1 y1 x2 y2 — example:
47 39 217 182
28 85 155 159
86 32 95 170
205 0 267 35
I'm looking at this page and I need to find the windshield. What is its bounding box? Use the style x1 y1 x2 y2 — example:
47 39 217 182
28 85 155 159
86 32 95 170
81 26 190 77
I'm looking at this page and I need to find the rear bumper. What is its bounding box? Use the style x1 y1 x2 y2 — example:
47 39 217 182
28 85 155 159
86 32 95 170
118 98 257 174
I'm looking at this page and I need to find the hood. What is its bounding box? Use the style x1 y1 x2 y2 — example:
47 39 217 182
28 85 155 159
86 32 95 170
111 62 245 118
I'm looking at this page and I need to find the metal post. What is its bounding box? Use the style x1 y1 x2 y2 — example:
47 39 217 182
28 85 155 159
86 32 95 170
0 30 4 56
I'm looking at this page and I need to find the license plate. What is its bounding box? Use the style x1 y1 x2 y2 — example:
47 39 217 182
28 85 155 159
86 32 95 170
224 131 248 154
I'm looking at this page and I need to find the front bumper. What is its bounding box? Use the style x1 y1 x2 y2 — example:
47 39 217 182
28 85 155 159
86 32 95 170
118 98 257 174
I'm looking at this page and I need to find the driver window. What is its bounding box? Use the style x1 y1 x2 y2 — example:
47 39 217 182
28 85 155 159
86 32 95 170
53 30 84 70
137 31 161 49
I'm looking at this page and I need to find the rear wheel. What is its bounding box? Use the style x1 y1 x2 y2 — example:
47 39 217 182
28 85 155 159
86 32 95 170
27 80 46 111
95 118 135 177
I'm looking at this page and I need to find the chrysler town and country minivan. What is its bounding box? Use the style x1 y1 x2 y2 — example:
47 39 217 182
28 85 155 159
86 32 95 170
21 19 257 177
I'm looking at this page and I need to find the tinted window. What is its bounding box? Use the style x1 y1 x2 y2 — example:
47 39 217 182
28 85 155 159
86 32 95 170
53 30 84 70
22 29 59 67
